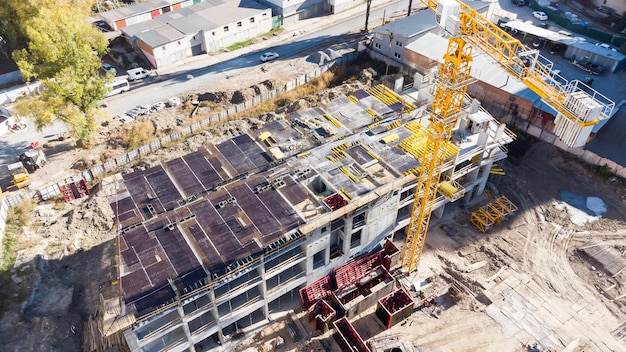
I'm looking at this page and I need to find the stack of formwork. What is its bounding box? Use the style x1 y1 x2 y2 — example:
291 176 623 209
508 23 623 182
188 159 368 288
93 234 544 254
299 275 334 309
333 317 371 352
376 289 414 329
554 91 603 148
332 266 394 318
308 299 336 333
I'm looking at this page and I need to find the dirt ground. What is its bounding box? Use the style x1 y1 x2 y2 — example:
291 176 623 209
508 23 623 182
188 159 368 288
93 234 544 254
1 44 626 352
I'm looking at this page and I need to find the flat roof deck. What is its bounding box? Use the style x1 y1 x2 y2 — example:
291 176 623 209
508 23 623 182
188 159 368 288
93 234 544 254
110 85 509 315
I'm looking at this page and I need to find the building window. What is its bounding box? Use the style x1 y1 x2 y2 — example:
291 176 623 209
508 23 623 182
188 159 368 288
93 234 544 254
321 226 328 234
352 212 366 229
400 189 412 201
177 41 181 45
250 17 255 23
237 21 242 27
224 26 229 32
351 230 361 249
395 40 403 47
394 52 402 59
313 250 325 269
193 36 196 40
374 43 381 49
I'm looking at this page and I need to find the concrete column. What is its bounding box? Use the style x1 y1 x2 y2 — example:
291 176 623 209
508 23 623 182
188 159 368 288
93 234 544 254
413 73 423 90
258 256 269 318
393 74 404 93
432 203 445 219
176 305 194 352
207 288 224 344
476 162 493 196
470 99 481 114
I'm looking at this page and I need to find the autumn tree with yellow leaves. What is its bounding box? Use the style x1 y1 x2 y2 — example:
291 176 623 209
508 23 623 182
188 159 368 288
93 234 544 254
2 0 111 144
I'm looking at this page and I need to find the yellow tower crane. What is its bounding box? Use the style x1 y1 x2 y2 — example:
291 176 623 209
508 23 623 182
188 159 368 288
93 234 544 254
400 37 474 272
400 0 614 272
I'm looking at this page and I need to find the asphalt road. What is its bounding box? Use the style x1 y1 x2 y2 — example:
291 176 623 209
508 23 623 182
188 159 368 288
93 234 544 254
0 0 409 171
104 1 411 116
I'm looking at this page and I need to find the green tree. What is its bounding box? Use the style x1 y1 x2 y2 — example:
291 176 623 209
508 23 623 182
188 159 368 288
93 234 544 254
0 0 39 50
12 3 110 143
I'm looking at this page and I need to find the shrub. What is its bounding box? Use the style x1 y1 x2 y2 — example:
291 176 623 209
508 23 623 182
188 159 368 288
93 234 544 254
121 121 155 149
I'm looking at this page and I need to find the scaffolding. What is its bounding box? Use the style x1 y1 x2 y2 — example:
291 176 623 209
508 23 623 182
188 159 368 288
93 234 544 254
470 195 518 233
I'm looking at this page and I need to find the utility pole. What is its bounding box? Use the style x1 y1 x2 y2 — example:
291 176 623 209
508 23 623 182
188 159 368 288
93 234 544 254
364 0 372 32
407 0 413 16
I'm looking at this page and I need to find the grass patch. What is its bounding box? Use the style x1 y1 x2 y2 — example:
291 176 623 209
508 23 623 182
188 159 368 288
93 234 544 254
227 38 257 51
121 121 156 149
1 199 36 271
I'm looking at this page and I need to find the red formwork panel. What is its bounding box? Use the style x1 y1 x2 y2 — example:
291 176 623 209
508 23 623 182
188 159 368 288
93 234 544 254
299 275 334 309
334 252 384 290
333 317 371 352
377 289 415 329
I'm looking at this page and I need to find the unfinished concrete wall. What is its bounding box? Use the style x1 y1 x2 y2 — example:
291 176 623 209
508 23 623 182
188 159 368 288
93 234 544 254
332 266 394 319
333 317 371 352
375 289 414 329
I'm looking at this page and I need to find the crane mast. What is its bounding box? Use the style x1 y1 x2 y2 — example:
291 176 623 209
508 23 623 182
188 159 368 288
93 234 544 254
399 38 474 272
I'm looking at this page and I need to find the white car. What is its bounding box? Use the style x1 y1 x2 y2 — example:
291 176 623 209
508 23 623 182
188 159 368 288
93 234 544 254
532 11 548 21
260 52 279 62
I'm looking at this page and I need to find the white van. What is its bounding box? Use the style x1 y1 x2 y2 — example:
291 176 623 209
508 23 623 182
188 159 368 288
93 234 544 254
127 68 150 81
105 79 130 97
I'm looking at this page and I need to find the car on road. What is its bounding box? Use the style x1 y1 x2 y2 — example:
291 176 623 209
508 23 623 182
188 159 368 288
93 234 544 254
537 22 548 29
260 52 279 62
511 0 525 6
549 43 565 54
532 11 548 21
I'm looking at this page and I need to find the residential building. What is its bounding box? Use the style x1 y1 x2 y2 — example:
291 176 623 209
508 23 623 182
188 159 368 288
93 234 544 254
105 82 514 351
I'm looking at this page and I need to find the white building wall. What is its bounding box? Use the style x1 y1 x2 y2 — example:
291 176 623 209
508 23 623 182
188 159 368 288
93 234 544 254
203 10 272 53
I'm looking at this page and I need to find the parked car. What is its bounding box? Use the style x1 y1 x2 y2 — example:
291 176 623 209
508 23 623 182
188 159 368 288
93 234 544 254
532 11 548 21
135 105 151 115
549 43 565 54
537 22 549 29
573 60 605 75
125 108 140 118
595 43 617 52
168 97 181 107
93 20 112 32
260 52 279 62
101 63 117 76
151 102 166 112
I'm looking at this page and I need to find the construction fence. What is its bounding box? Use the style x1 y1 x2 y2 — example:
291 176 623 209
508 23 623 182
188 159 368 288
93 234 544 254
0 51 361 255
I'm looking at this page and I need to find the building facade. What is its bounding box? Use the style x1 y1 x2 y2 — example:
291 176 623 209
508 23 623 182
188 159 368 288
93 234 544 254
105 82 513 351
121 1 273 68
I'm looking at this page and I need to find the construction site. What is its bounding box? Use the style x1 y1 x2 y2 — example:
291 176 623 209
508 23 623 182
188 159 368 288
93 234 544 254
96 2 625 351
1 1 626 352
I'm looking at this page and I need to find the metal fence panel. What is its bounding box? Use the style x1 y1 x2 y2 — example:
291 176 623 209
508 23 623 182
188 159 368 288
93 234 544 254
103 159 117 172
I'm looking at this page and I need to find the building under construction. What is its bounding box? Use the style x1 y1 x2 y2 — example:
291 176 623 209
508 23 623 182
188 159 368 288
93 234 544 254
106 80 515 351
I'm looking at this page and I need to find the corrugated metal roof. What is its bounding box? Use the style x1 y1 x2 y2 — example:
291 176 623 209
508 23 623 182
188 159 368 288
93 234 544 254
123 0 268 45
138 25 186 48
373 10 437 38
569 42 626 61
99 0 180 22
